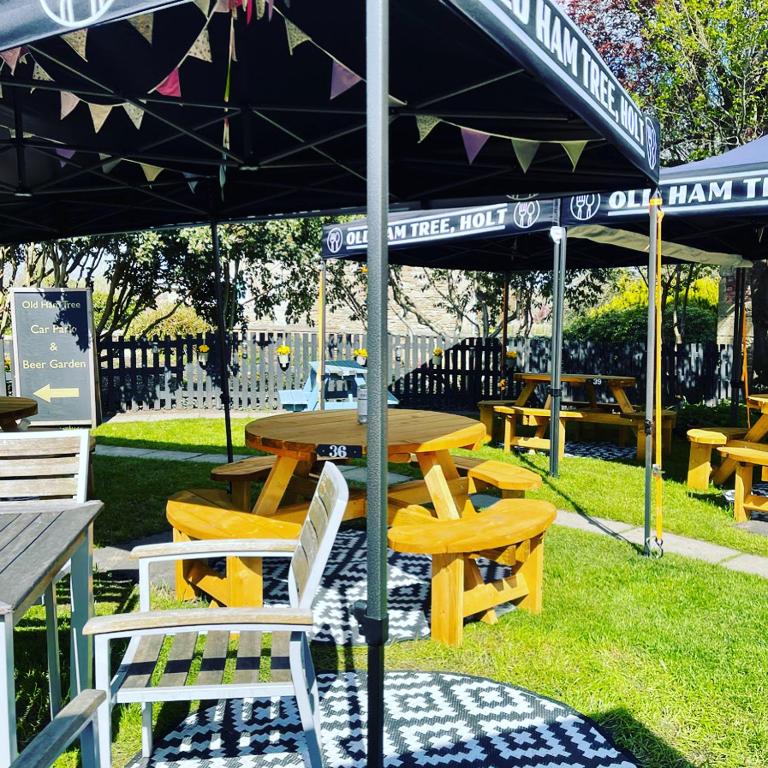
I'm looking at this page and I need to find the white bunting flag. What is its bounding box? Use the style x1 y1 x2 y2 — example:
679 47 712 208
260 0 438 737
511 138 541 173
128 14 154 44
123 102 145 130
193 0 209 13
60 91 80 119
88 103 113 133
63 30 88 60
561 140 589 171
188 29 212 62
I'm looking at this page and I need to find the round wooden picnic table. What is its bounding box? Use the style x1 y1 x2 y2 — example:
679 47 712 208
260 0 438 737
245 409 486 521
0 396 37 432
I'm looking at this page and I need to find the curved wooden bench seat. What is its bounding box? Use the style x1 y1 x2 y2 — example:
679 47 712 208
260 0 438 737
686 427 747 490
388 499 556 645
466 460 541 497
210 455 278 511
167 489 301 608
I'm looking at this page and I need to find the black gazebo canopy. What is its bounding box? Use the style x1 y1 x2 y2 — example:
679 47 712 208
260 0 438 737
0 0 658 243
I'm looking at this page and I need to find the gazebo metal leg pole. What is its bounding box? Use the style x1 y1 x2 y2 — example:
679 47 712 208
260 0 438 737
212 221 234 464
501 272 510 374
730 268 745 425
549 219 564 477
363 0 389 766
644 197 660 555
318 257 327 411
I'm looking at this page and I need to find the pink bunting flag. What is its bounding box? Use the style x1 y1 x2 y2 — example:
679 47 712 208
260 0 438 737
0 48 21 74
267 0 273 19
55 147 76 167
156 68 181 98
330 60 362 100
460 127 490 164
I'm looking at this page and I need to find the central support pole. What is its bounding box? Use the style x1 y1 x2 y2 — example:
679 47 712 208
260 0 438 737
730 268 746 425
212 221 234 464
549 210 565 477
362 1 389 766
318 257 327 411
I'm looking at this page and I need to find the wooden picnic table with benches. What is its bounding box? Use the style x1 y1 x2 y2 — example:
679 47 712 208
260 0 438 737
494 372 675 462
0 398 37 432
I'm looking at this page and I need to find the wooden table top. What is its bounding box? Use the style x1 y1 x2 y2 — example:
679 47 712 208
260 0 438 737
246 409 485 457
513 373 636 386
0 501 102 618
0 396 37 422
747 394 768 412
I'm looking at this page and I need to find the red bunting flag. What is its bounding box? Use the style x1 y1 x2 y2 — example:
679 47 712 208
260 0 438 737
0 48 21 74
330 60 362 100
460 127 490 164
156 68 181 98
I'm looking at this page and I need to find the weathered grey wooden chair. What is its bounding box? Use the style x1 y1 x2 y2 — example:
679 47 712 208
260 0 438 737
84 461 348 768
10 690 103 768
0 429 91 717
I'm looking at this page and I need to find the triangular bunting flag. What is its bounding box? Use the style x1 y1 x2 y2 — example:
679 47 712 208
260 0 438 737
32 62 53 82
142 164 163 182
63 30 88 60
128 14 154 44
511 137 541 173
255 0 265 18
561 139 589 171
460 127 490 164
330 60 362 100
99 154 121 173
285 19 310 55
123 102 145 130
267 0 273 19
415 115 440 143
193 0 209 13
214 0 229 11
229 18 237 61
88 103 113 133
0 48 21 74
156 68 181 97
183 172 199 193
60 91 79 119
55 147 76 162
188 29 212 62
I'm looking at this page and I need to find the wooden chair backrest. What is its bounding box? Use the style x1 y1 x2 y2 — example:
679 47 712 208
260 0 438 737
288 461 348 609
0 430 90 506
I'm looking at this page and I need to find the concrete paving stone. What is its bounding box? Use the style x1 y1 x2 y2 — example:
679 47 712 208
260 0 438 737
184 453 234 464
94 445 156 458
720 553 768 578
137 449 207 461
94 531 175 587
737 518 768 538
658 532 739 563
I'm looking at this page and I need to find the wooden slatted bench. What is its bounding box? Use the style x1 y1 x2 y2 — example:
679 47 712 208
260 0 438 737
686 428 747 490
619 409 677 463
717 443 768 521
210 455 278 511
388 499 556 645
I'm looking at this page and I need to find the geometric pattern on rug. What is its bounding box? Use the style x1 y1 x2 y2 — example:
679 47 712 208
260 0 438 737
722 481 768 505
563 442 637 461
262 530 513 647
133 671 639 768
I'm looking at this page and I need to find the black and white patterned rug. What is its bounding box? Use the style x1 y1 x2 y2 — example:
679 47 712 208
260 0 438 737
135 671 638 768
563 442 637 461
262 529 512 647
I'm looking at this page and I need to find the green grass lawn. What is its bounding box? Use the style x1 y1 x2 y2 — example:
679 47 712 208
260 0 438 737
24 414 759 767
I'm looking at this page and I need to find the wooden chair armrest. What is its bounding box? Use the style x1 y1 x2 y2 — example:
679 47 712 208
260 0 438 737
132 538 298 561
11 690 104 768
83 606 313 638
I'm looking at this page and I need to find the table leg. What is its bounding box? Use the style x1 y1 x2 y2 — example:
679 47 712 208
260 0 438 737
416 452 460 521
0 419 18 433
251 456 299 517
514 381 536 407
43 584 62 717
69 529 93 697
70 528 95 768
0 617 16 768
431 554 464 646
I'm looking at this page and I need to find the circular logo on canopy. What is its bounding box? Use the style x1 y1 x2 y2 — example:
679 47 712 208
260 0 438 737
645 117 659 170
569 193 601 221
39 0 115 28
512 200 541 229
326 227 344 254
